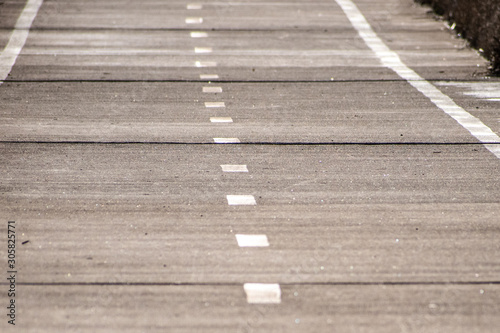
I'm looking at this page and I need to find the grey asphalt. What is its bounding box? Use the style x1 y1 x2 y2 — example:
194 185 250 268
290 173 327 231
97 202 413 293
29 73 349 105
1 0 499 332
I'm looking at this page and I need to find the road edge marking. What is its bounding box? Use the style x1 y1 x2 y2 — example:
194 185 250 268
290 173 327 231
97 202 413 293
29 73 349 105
0 0 43 85
335 0 500 159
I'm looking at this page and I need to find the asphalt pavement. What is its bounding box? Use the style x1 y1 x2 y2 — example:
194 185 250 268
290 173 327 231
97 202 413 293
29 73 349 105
1 0 499 332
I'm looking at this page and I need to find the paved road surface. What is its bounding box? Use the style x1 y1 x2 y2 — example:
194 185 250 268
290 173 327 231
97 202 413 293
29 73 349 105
1 0 499 332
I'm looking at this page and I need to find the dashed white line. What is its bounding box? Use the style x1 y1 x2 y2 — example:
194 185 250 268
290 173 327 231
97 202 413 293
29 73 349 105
335 0 500 159
0 0 43 85
195 47 213 54
203 86 223 93
210 117 233 123
185 17 203 24
221 165 248 172
191 31 208 38
243 283 281 304
200 74 219 80
205 102 225 108
214 138 240 143
235 234 269 247
195 61 217 68
187 3 203 10
226 195 256 205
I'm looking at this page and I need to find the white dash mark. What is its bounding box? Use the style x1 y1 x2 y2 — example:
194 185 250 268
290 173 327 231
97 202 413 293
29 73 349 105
205 102 225 108
214 138 240 144
200 74 219 80
195 47 213 54
236 234 269 247
195 61 217 68
187 3 203 10
227 195 256 205
203 86 223 93
0 0 43 85
220 165 248 172
243 283 281 304
191 31 208 38
210 117 233 123
185 17 203 24
335 0 500 159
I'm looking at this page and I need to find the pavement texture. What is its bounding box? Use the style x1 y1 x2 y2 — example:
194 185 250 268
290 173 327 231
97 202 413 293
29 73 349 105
1 0 499 332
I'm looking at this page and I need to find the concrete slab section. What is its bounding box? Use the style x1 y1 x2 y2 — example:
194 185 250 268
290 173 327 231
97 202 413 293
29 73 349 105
1 284 498 332
29 0 353 30
0 81 487 143
1 144 499 284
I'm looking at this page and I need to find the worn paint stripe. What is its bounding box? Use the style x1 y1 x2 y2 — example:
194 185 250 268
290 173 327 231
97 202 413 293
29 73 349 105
214 138 240 143
335 0 500 159
187 3 203 10
185 17 203 24
0 0 43 85
195 47 213 54
210 117 233 123
191 31 208 38
243 283 281 304
226 195 256 205
200 74 219 80
203 86 223 93
235 234 269 247
205 102 225 108
195 61 217 67
221 165 248 172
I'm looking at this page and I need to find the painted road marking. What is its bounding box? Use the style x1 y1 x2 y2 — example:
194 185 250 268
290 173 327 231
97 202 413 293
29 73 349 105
335 0 500 159
214 138 240 143
0 0 43 85
210 117 233 123
203 86 223 93
185 17 203 24
195 61 217 67
205 102 225 108
191 31 208 38
221 165 248 172
195 47 213 54
434 81 500 101
226 195 256 205
200 74 220 80
187 3 203 10
236 234 269 247
243 283 281 304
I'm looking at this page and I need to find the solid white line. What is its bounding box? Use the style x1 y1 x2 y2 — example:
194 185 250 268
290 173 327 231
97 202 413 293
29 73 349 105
226 195 256 205
221 164 248 172
185 17 203 24
200 74 219 80
191 31 208 38
236 234 269 247
243 283 281 304
0 0 43 84
195 61 217 68
205 102 225 108
203 86 223 93
214 138 240 143
210 117 233 123
335 0 500 159
195 47 213 54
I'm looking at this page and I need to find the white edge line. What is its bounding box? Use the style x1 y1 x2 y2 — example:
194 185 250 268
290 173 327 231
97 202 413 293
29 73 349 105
0 0 43 84
335 0 500 159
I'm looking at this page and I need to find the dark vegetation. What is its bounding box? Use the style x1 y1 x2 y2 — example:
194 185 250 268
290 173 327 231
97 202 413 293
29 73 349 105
415 0 500 75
